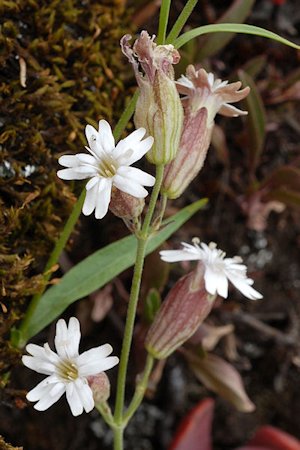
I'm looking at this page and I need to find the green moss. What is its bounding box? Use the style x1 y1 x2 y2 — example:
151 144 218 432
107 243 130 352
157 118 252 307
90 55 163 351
0 0 133 374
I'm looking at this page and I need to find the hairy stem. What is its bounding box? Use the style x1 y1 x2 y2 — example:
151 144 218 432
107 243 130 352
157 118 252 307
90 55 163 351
113 165 164 449
123 354 154 424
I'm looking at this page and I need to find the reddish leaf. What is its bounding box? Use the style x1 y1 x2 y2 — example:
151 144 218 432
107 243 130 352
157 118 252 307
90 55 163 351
169 398 214 450
248 426 300 450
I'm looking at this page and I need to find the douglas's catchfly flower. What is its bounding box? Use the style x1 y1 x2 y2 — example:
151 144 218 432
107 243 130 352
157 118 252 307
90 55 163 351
22 317 119 416
160 239 262 300
162 66 250 199
57 120 155 219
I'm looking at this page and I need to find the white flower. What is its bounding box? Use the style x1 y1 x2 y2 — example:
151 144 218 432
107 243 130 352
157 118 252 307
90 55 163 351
22 317 119 416
176 65 250 126
160 239 262 300
57 120 156 219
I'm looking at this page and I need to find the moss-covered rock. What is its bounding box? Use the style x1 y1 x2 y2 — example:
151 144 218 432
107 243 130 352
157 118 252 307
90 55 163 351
0 0 133 374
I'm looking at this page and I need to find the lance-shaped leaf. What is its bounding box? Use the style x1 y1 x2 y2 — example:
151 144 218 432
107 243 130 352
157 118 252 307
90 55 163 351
186 351 255 412
15 199 207 346
238 69 266 173
169 398 214 450
197 0 255 60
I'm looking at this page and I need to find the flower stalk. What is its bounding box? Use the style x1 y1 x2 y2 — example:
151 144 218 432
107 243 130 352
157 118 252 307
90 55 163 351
113 165 165 449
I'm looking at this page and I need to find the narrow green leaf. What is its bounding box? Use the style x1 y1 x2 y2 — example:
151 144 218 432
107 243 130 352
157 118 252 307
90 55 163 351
157 0 171 44
238 69 266 173
197 0 255 60
174 23 300 50
166 0 198 44
18 199 207 345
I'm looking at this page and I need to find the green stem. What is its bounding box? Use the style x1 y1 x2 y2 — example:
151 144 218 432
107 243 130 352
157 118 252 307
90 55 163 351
152 193 168 231
157 0 171 44
123 354 154 424
114 236 147 425
113 165 164 430
113 428 124 450
166 0 199 44
95 401 116 429
141 165 165 236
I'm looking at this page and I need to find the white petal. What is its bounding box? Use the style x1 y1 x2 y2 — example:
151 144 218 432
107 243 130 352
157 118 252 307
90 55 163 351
66 317 81 358
54 316 81 359
204 266 218 296
215 272 229 298
55 318 77 359
49 382 66 398
85 176 99 190
77 344 118 376
95 179 112 219
26 375 61 401
85 125 104 158
25 343 58 364
81 385 95 413
66 381 84 416
160 249 201 262
22 355 55 375
114 128 146 159
58 155 80 168
117 166 155 187
226 273 262 300
116 136 154 165
34 385 65 411
57 168 92 180
74 378 94 413
76 153 98 166
79 356 119 377
98 120 115 154
77 344 113 366
82 181 99 216
113 174 148 198
219 103 248 117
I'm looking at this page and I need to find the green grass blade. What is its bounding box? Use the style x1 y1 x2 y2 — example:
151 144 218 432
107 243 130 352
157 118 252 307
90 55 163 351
174 23 300 50
166 0 198 44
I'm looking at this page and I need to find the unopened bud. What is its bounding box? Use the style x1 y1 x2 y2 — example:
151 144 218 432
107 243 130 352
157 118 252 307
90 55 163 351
87 372 110 404
145 263 215 359
121 31 184 165
109 186 145 219
162 108 212 199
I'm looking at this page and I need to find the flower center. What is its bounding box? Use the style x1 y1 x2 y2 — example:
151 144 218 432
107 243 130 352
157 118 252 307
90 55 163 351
98 156 118 178
57 359 78 381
